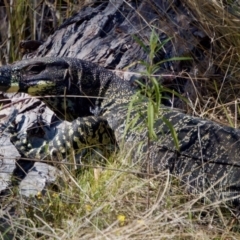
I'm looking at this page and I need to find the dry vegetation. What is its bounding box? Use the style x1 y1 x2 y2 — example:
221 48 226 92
1 0 240 239
0 0 93 63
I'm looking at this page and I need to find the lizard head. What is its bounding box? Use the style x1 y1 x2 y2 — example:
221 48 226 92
0 57 133 120
0 57 73 96
0 57 112 120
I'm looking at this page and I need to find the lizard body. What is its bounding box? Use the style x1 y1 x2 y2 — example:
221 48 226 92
1 57 240 201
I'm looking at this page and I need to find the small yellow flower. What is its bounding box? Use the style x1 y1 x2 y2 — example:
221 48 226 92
85 204 92 212
117 214 126 226
52 192 58 198
36 191 42 199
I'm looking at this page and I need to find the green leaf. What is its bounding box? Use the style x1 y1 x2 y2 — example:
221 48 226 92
161 116 179 151
147 101 157 139
156 56 192 67
132 35 149 53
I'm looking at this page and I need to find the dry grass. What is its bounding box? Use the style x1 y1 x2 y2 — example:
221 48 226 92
2 145 238 238
2 151 240 239
181 0 240 126
1 0 240 239
0 0 94 63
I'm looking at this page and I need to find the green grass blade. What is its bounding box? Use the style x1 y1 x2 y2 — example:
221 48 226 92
161 116 179 151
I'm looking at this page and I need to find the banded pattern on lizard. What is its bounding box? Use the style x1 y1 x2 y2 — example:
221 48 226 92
0 57 240 202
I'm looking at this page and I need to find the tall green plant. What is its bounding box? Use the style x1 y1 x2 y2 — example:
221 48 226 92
129 30 192 149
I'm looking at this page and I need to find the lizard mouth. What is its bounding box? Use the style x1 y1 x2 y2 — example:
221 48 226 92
23 80 56 95
0 77 57 95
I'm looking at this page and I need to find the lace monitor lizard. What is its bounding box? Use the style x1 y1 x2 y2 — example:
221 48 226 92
0 57 240 202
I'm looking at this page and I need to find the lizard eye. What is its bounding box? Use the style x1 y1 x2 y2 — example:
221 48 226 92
25 64 46 75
